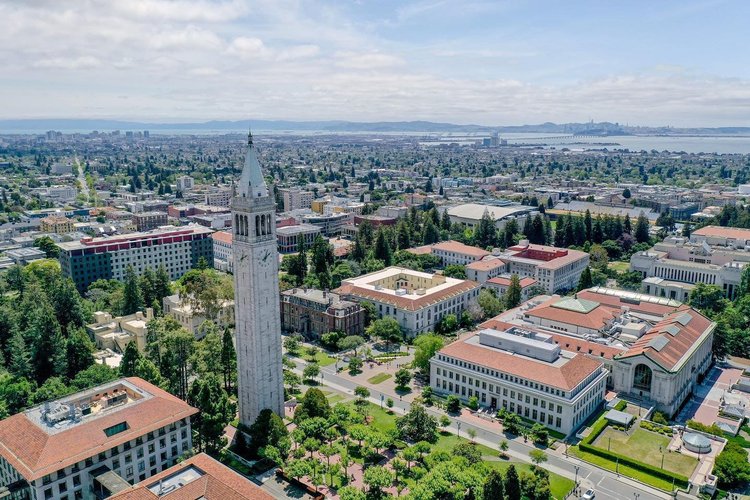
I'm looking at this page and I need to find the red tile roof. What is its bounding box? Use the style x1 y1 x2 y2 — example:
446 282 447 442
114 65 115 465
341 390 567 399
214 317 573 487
111 453 274 500
439 333 604 390
431 240 491 258
466 258 506 271
617 307 714 371
692 225 750 240
0 378 197 482
211 231 233 244
486 276 537 288
523 295 618 330
334 278 480 312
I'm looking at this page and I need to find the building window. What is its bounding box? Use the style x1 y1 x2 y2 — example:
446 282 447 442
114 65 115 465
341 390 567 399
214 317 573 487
633 364 653 392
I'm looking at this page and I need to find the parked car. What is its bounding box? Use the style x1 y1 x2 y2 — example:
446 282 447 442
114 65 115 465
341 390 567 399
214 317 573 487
581 489 595 500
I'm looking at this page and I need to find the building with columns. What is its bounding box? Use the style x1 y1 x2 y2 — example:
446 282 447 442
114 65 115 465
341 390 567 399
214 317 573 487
231 133 285 426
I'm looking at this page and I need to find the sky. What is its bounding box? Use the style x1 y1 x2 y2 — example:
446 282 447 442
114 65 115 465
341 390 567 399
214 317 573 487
1 0 749 126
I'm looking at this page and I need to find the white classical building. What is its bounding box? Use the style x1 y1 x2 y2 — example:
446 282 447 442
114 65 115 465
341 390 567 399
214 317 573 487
631 232 748 301
211 230 233 273
0 378 196 500
497 241 589 293
431 327 608 436
409 240 491 266
335 266 481 337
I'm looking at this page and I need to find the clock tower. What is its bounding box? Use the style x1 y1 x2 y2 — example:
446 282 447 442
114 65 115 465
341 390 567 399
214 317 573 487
232 131 284 426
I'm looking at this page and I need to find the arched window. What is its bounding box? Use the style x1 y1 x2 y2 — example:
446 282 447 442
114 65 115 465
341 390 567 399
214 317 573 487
633 364 652 392
255 215 260 237
243 216 248 236
266 213 272 235
235 215 239 235
261 214 266 235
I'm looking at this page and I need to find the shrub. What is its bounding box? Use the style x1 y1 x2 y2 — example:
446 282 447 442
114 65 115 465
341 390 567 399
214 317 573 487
467 396 479 411
583 416 609 445
445 395 461 414
651 411 669 425
687 419 724 436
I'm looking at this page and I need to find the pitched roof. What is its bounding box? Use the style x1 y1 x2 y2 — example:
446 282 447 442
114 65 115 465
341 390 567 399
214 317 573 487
692 225 750 240
486 276 537 288
439 333 604 391
110 453 274 500
431 240 491 258
466 258 506 271
617 307 714 371
0 378 197 482
211 231 232 244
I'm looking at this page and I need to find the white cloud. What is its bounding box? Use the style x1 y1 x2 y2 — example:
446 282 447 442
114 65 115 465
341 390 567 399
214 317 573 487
33 56 101 70
227 36 269 59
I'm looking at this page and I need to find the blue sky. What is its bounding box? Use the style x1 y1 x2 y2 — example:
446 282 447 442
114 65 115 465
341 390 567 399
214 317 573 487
1 0 748 126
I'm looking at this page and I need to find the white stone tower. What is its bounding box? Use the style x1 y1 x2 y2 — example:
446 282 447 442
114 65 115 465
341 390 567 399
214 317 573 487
232 131 284 426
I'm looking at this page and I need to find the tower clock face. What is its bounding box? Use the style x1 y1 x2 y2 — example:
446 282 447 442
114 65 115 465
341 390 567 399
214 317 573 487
260 249 272 266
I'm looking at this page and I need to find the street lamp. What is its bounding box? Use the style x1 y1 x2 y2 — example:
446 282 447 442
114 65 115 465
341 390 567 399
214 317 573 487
380 394 384 408
457 421 462 437
574 465 579 485
660 446 664 469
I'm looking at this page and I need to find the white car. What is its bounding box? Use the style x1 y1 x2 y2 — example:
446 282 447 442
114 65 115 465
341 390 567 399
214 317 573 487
581 489 595 500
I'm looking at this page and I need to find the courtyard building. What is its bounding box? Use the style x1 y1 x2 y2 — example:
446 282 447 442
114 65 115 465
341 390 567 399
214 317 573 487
335 266 480 337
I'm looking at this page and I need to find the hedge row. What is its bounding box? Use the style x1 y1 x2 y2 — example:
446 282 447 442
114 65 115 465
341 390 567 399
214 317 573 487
583 417 610 444
579 442 689 489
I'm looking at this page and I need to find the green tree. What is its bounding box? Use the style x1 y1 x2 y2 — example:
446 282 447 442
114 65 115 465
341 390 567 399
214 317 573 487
366 317 403 350
474 211 497 248
689 283 728 316
445 395 461 413
71 364 118 390
337 335 365 354
453 441 482 464
120 341 142 377
394 367 412 390
188 374 235 455
529 449 548 466
338 486 366 500
33 235 59 258
483 469 505 500
363 465 393 496
373 227 393 266
295 387 331 421
348 356 363 374
122 265 144 315
413 334 444 372
421 219 440 245
133 358 165 387
303 363 320 382
504 274 522 309
66 326 95 379
396 403 438 442
478 289 503 318
443 264 467 279
247 408 290 458
220 328 236 391
33 377 70 404
7 330 31 378
577 267 593 291
504 464 522 500
30 299 67 383
713 441 750 488
634 213 650 243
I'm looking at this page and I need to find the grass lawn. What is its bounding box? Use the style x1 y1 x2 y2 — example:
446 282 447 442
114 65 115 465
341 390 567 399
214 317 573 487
367 373 392 384
485 460 574 499
345 402 399 434
326 394 345 404
607 261 630 273
570 446 677 491
432 432 497 457
593 428 697 477
307 351 337 366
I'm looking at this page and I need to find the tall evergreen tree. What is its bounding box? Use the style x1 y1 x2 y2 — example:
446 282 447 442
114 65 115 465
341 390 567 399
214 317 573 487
584 209 592 243
374 228 393 266
122 265 144 315
482 469 505 500
154 265 173 304
577 267 593 291
592 216 604 243
220 328 237 392
504 464 521 500
634 213 650 243
8 330 31 378
505 275 522 309
396 220 411 250
474 211 497 248
120 341 141 377
440 210 451 231
624 214 632 234
188 374 235 455
30 300 67 383
66 326 95 378
422 219 440 245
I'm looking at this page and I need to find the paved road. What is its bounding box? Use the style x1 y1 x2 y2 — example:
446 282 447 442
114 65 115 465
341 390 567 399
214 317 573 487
74 156 90 201
292 357 673 500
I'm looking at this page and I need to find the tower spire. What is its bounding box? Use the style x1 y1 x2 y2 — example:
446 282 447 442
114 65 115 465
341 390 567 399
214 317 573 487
247 128 253 146
236 128 268 198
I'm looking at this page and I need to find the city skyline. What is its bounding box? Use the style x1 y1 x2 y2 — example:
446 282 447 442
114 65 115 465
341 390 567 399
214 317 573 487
1 0 749 126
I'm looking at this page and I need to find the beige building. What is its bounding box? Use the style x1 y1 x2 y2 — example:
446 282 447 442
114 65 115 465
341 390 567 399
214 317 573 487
87 309 154 353
40 215 74 234
162 294 234 339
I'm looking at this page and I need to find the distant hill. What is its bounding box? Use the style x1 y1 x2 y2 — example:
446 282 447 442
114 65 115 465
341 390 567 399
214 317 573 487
1 118 749 136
